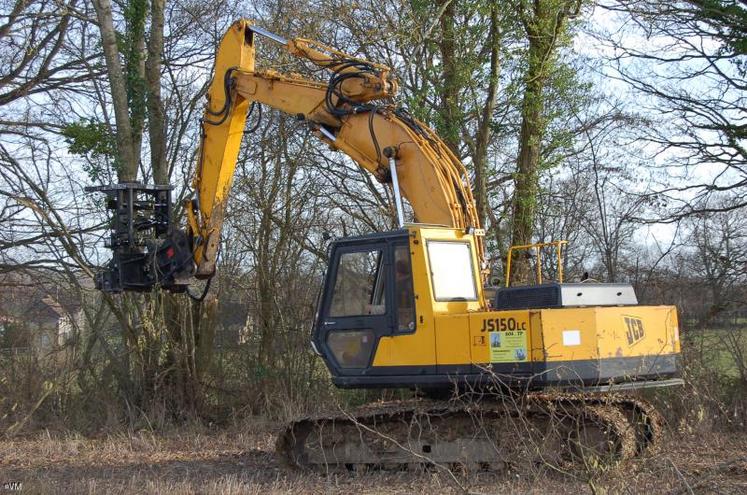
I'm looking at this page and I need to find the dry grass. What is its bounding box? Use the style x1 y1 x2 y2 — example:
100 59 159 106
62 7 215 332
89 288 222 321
0 420 745 494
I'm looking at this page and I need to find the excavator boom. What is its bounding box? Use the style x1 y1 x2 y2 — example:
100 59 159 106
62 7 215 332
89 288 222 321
191 19 480 279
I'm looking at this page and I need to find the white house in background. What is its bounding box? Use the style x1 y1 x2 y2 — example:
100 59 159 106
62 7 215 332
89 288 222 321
41 295 76 347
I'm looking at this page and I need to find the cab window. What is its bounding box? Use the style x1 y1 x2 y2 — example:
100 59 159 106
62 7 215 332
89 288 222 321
329 249 385 317
427 241 477 301
393 245 416 331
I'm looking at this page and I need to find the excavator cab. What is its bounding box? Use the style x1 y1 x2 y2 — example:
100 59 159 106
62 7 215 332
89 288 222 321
312 225 492 389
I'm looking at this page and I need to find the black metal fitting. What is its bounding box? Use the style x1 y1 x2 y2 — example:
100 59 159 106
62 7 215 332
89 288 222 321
86 183 194 293
383 145 399 159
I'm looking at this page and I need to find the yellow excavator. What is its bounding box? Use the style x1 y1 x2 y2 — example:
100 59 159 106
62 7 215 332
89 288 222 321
88 20 681 469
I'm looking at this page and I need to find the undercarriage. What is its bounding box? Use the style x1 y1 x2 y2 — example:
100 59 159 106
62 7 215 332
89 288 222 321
277 391 663 472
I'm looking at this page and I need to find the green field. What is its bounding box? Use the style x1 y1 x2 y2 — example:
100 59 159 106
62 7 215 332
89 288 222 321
683 325 747 378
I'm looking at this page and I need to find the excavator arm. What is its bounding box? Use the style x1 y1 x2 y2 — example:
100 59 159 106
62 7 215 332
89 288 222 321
88 19 483 292
192 20 482 277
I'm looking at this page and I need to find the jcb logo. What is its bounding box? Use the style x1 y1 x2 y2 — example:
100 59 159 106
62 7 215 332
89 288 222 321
624 316 645 345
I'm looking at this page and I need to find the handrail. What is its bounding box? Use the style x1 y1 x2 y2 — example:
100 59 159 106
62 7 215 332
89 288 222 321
505 240 568 287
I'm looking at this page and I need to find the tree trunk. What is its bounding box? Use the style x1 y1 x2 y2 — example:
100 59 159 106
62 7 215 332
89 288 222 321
145 0 168 185
437 0 461 155
92 0 213 420
91 0 138 181
509 0 581 285
510 39 546 284
472 4 501 229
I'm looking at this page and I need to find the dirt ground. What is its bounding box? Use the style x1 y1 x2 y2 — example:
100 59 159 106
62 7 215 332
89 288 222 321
1 421 746 494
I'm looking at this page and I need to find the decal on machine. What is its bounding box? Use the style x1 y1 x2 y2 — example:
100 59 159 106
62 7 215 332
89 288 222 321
624 316 645 346
480 317 527 332
489 330 528 363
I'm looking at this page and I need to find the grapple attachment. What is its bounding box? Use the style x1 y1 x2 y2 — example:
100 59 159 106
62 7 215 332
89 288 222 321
85 183 194 293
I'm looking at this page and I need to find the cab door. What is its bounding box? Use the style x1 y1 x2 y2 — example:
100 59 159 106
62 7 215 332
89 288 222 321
315 242 393 375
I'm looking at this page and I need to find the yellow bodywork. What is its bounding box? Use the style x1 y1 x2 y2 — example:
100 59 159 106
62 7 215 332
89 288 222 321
372 226 680 375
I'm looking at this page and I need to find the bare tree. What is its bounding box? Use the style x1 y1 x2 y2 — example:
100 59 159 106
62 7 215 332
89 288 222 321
687 199 747 321
598 0 747 219
0 0 89 106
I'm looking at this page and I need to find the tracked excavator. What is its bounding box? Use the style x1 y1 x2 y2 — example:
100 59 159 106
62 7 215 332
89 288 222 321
87 20 682 470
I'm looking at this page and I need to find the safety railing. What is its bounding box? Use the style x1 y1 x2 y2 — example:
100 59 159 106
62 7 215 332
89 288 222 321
505 240 568 287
